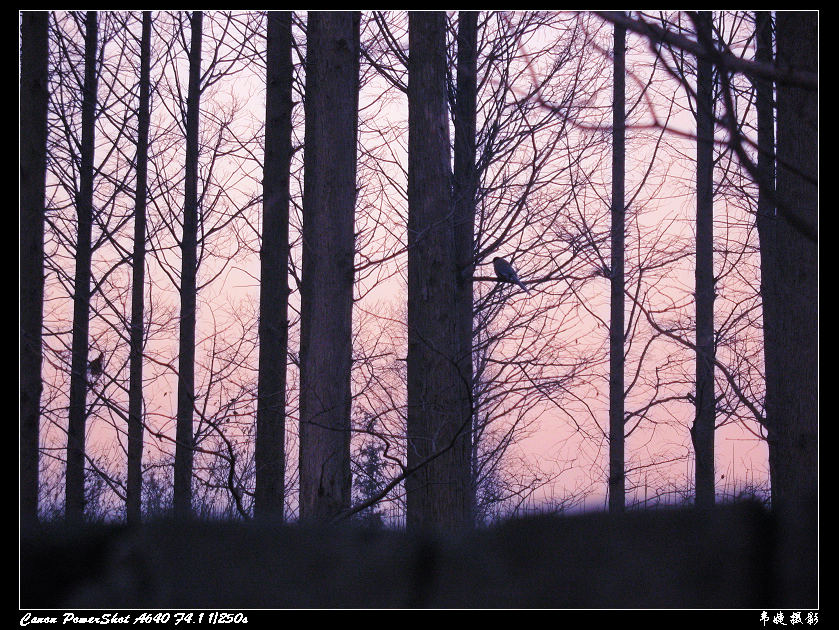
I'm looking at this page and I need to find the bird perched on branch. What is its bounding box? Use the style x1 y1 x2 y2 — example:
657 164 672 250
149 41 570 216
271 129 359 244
493 257 530 294
88 352 103 377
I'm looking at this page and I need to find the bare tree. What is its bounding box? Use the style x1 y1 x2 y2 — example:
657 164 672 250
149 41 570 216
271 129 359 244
65 11 98 523
594 10 816 513
453 10 479 526
753 12 774 394
764 11 817 511
608 18 626 513
298 11 360 522
255 10 293 520
406 11 472 532
30 10 804 527
39 10 168 523
692 10 716 509
327 11 607 525
20 10 50 529
137 10 265 520
173 10 203 518
126 10 152 524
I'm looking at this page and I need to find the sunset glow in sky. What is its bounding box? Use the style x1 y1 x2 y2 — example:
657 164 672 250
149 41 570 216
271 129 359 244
35 10 770 522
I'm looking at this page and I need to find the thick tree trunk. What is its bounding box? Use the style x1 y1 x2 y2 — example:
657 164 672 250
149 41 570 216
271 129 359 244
406 11 472 532
255 11 293 520
764 11 817 511
692 10 716 509
174 11 203 519
66 11 98 523
20 10 50 529
298 11 360 522
453 10 478 527
759 11 818 607
608 20 626 514
127 10 152 525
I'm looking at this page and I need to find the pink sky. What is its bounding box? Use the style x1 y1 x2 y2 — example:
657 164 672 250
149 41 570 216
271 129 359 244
34 11 771 521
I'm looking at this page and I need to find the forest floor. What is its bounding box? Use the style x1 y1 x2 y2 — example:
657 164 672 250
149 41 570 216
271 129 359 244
21 500 816 609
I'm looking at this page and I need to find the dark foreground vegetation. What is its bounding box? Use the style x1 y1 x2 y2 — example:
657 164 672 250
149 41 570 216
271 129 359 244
21 500 815 609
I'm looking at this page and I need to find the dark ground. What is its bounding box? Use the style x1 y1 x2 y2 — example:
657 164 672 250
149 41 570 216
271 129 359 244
21 500 816 609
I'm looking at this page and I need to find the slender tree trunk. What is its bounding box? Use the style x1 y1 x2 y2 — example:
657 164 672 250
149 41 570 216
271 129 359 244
406 11 471 532
692 10 716 509
20 10 50 529
127 10 152 525
298 11 360 522
66 11 98 523
753 11 779 503
453 10 478 526
608 20 626 514
174 10 202 519
765 11 817 511
255 10 293 520
754 10 775 314
753 12 775 226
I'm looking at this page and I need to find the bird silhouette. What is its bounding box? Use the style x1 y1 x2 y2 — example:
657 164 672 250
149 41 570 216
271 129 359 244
88 352 103 376
493 257 530 294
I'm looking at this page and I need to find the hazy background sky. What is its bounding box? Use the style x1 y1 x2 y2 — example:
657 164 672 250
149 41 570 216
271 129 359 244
36 10 770 522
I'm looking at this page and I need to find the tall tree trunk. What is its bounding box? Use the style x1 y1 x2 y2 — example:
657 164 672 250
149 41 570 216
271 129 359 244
66 11 98 523
609 24 626 512
765 11 817 511
174 10 202 519
255 10 293 520
406 11 471 532
298 11 360 522
127 10 152 525
753 11 775 227
453 10 478 526
692 10 716 509
761 11 817 607
753 10 778 500
20 10 50 529
608 20 626 514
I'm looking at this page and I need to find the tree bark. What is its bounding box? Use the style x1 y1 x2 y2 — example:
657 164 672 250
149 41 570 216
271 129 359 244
453 10 478 527
298 11 360 522
127 10 152 525
759 11 818 607
692 10 716 509
753 11 778 503
754 10 774 323
20 10 50 529
764 11 817 511
608 19 626 514
174 10 203 519
255 11 293 520
66 11 98 523
406 11 472 532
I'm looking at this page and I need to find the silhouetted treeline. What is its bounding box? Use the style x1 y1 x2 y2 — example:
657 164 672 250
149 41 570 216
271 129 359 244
20 12 815 575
